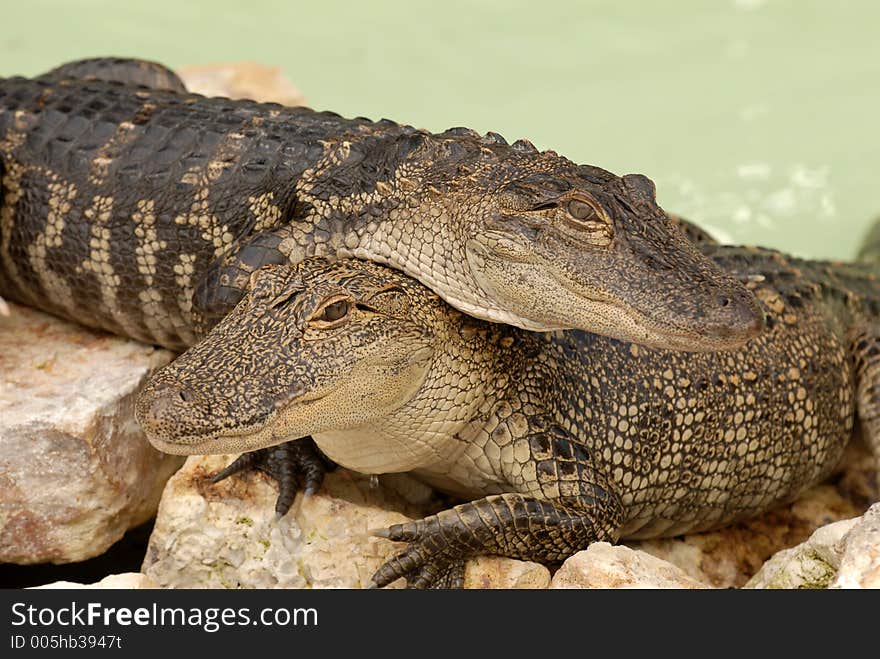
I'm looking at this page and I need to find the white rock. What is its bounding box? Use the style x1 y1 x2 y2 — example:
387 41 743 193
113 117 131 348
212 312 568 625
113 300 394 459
833 502 880 589
177 63 306 106
30 573 159 589
744 518 858 589
143 454 445 588
0 302 181 564
550 543 709 589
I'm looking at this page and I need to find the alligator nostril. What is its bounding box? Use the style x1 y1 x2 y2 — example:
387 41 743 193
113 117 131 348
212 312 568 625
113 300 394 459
145 392 174 427
142 384 194 426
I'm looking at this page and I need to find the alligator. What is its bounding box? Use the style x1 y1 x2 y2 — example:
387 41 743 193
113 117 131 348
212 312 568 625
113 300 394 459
137 246 880 588
0 58 762 353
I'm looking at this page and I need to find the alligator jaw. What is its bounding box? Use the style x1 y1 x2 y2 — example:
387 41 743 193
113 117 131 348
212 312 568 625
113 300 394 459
549 275 766 351
452 270 764 351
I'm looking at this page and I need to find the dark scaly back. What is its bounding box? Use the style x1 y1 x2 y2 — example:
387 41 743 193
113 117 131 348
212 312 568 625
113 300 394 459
0 75 415 348
38 57 188 93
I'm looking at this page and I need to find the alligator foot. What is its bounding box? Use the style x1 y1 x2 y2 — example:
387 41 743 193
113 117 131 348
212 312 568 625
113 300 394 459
369 492 622 589
369 508 488 589
212 437 336 517
368 531 466 589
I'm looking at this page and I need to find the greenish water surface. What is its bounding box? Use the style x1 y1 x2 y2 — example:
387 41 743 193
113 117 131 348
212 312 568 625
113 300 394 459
2 0 878 259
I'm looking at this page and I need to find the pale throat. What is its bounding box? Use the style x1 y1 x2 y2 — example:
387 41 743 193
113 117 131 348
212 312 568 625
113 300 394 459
313 341 502 475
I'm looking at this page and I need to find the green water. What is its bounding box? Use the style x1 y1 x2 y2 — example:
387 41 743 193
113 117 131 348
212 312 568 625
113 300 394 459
2 0 878 259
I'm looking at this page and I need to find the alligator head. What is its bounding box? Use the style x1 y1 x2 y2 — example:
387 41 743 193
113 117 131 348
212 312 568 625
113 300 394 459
136 259 496 472
353 131 765 350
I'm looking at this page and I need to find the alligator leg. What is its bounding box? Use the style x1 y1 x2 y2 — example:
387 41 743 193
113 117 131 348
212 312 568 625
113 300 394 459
370 425 624 588
852 328 880 484
370 490 623 589
212 437 337 517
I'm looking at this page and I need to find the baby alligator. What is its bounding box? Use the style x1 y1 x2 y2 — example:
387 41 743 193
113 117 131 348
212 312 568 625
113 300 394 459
0 58 761 351
137 246 880 588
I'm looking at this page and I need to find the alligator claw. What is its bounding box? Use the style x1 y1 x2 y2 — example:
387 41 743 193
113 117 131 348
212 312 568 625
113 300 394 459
212 437 336 517
211 452 259 483
370 517 468 589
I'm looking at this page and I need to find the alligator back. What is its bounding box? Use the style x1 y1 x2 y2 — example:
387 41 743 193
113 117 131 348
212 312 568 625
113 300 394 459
0 76 411 348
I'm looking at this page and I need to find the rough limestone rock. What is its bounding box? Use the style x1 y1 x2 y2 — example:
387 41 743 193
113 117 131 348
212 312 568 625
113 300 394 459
0 303 181 564
550 543 708 589
178 62 306 106
744 518 857 589
630 440 877 588
31 572 159 589
144 454 554 589
0 64 305 569
143 454 449 588
464 557 550 589
833 502 880 589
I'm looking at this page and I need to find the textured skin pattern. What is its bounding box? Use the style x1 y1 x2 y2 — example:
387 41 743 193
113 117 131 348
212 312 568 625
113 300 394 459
137 246 880 587
0 61 764 351
39 58 188 93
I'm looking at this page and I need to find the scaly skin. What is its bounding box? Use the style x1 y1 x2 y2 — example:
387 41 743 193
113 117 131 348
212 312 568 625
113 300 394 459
0 58 762 352
39 57 188 93
136 247 880 588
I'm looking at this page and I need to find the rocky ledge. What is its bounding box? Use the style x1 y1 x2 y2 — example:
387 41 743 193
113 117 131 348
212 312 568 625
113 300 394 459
0 302 179 564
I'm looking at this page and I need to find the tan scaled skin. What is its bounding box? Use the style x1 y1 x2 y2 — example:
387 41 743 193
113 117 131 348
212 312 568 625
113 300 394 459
1 59 762 352
138 248 880 588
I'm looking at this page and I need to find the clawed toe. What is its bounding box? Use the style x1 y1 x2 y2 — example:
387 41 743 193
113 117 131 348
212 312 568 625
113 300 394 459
211 437 335 516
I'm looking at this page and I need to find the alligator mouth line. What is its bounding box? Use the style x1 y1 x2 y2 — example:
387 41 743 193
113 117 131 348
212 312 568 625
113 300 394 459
144 389 330 455
147 416 285 455
493 280 760 352
549 271 762 352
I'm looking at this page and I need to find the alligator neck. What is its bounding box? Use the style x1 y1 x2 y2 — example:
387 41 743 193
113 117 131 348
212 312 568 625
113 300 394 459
311 317 516 476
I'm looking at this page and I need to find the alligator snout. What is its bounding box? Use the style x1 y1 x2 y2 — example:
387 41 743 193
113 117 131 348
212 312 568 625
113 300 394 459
694 290 766 350
706 287 766 341
135 380 207 444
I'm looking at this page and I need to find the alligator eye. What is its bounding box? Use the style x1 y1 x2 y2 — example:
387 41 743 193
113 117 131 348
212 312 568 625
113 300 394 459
567 199 599 221
318 300 351 322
